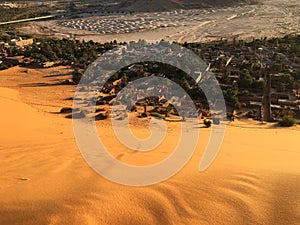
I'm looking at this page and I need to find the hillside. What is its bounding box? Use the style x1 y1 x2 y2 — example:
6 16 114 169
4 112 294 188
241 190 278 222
117 0 262 12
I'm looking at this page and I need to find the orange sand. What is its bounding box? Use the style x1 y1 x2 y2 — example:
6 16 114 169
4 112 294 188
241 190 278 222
0 66 299 225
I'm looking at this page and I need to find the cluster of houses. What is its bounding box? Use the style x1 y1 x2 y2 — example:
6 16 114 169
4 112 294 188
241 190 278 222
57 9 209 35
0 37 59 68
199 44 300 112
0 37 34 66
0 37 34 49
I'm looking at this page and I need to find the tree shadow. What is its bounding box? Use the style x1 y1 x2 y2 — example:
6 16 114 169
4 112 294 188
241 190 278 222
18 80 75 87
43 73 72 78
65 112 85 119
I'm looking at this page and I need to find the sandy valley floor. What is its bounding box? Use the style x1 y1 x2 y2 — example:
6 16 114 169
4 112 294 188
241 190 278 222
0 65 299 224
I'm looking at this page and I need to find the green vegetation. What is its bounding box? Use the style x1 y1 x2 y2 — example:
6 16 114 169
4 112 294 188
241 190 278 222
0 4 59 34
0 5 53 23
72 68 84 84
24 38 118 65
0 36 120 71
279 116 296 127
0 63 8 70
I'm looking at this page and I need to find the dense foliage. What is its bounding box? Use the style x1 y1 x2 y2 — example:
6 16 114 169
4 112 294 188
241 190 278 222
0 5 54 23
1 37 120 68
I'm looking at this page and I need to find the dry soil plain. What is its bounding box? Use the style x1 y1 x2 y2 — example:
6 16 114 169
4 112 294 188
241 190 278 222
1 0 300 224
20 0 300 43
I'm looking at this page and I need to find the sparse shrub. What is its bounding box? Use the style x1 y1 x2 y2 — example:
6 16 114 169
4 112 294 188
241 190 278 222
130 105 137 112
279 116 296 127
0 63 8 70
72 68 83 84
227 112 235 121
140 112 150 118
246 110 256 119
204 119 212 128
223 88 239 105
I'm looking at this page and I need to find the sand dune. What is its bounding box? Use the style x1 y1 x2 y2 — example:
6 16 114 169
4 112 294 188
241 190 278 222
0 67 299 224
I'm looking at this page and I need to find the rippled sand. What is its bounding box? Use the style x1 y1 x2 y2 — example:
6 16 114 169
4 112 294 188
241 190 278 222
0 66 299 224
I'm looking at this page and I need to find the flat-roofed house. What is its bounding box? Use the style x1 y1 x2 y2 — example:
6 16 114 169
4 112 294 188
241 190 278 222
10 38 33 48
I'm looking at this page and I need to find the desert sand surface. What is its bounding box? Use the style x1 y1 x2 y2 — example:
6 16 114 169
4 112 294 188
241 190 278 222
0 66 300 224
20 0 300 43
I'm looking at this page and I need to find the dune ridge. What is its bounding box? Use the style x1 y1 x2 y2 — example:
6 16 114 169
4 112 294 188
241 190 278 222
0 67 299 224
